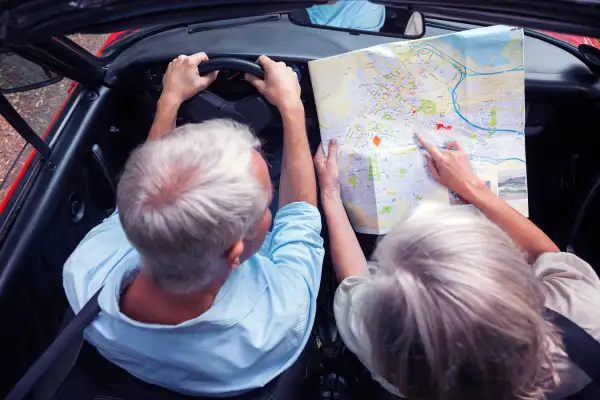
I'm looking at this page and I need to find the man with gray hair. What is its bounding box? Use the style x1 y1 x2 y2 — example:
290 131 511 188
63 52 324 396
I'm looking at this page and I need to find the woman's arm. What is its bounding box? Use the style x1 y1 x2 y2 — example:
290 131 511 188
314 140 368 280
466 181 559 257
418 135 559 258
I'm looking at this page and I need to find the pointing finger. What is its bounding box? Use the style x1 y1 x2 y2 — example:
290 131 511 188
416 134 443 160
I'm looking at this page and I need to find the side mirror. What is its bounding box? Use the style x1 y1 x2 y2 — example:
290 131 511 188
289 2 425 39
0 53 63 94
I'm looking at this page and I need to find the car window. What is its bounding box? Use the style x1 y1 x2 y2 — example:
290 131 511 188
0 79 73 205
0 34 110 210
0 130 33 204
68 34 111 55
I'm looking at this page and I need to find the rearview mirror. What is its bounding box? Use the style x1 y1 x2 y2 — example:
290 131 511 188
0 53 62 94
289 2 424 39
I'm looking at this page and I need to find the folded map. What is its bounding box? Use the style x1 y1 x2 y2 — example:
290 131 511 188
309 25 528 234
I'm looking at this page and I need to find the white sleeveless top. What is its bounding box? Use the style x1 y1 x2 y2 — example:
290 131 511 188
334 252 600 399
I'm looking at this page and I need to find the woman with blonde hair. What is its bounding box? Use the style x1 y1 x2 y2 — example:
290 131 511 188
313 136 600 400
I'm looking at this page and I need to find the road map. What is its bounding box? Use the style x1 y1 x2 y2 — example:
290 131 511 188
308 25 527 234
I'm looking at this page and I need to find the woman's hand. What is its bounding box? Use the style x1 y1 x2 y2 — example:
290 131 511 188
314 139 340 201
418 135 560 256
417 135 489 202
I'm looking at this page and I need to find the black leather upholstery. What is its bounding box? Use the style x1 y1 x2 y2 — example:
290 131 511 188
51 338 320 400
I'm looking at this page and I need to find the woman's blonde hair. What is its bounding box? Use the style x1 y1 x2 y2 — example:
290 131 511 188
361 203 561 400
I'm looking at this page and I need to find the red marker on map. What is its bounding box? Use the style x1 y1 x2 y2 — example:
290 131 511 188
372 136 382 147
412 110 417 116
435 123 453 131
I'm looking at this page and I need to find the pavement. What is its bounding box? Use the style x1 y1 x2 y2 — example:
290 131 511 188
0 34 108 201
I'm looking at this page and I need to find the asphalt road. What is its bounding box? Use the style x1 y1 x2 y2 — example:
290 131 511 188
0 34 108 201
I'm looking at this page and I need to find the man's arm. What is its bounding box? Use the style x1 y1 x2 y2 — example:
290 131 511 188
147 52 218 141
245 56 317 207
314 140 368 280
418 135 559 259
147 96 179 141
278 103 317 208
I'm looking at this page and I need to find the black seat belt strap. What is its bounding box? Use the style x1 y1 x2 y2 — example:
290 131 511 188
6 288 103 400
546 307 600 385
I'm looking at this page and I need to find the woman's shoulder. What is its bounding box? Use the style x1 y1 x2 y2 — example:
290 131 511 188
534 252 600 398
534 252 600 320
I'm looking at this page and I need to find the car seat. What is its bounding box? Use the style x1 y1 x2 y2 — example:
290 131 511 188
7 290 321 400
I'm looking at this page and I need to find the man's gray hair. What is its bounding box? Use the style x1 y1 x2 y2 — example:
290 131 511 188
361 203 561 400
117 119 268 293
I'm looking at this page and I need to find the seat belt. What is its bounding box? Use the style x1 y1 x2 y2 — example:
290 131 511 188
546 307 600 386
6 289 103 400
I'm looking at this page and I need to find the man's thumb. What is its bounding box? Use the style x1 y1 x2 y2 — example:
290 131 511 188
245 73 266 92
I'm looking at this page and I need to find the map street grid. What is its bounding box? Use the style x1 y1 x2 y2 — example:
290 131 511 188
309 25 527 234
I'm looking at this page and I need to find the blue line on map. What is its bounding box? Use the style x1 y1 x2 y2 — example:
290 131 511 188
416 145 525 164
469 155 526 165
410 44 525 136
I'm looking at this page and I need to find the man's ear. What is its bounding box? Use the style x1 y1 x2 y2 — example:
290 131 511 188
225 240 244 270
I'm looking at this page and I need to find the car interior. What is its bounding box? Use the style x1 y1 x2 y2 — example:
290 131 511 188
1 12 600 400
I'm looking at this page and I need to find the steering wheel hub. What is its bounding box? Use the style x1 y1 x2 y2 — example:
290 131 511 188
179 57 273 133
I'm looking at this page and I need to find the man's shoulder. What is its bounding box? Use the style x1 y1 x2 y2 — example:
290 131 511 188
241 253 312 311
63 211 138 311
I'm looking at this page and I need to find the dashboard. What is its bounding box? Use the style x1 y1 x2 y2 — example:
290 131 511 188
108 16 600 250
115 15 600 139
128 55 555 138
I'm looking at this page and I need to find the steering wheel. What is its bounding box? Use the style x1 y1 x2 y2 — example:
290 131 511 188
179 57 273 133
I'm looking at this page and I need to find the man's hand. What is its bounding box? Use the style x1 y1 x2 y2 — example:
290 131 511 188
247 55 314 207
245 55 302 113
417 135 488 202
161 52 218 105
148 52 216 141
314 139 340 201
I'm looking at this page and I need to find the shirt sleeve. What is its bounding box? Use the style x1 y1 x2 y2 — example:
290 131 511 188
266 202 325 293
333 276 372 360
533 252 600 398
334 276 405 397
63 210 135 312
534 252 600 334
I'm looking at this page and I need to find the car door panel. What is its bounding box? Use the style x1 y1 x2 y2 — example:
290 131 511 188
0 85 150 397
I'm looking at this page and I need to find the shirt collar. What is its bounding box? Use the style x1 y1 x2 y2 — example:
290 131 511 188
98 252 269 331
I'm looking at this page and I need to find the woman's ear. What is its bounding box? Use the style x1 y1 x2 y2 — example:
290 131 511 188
225 240 245 270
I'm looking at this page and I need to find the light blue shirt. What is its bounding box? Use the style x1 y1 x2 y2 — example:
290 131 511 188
306 0 385 32
63 202 324 397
